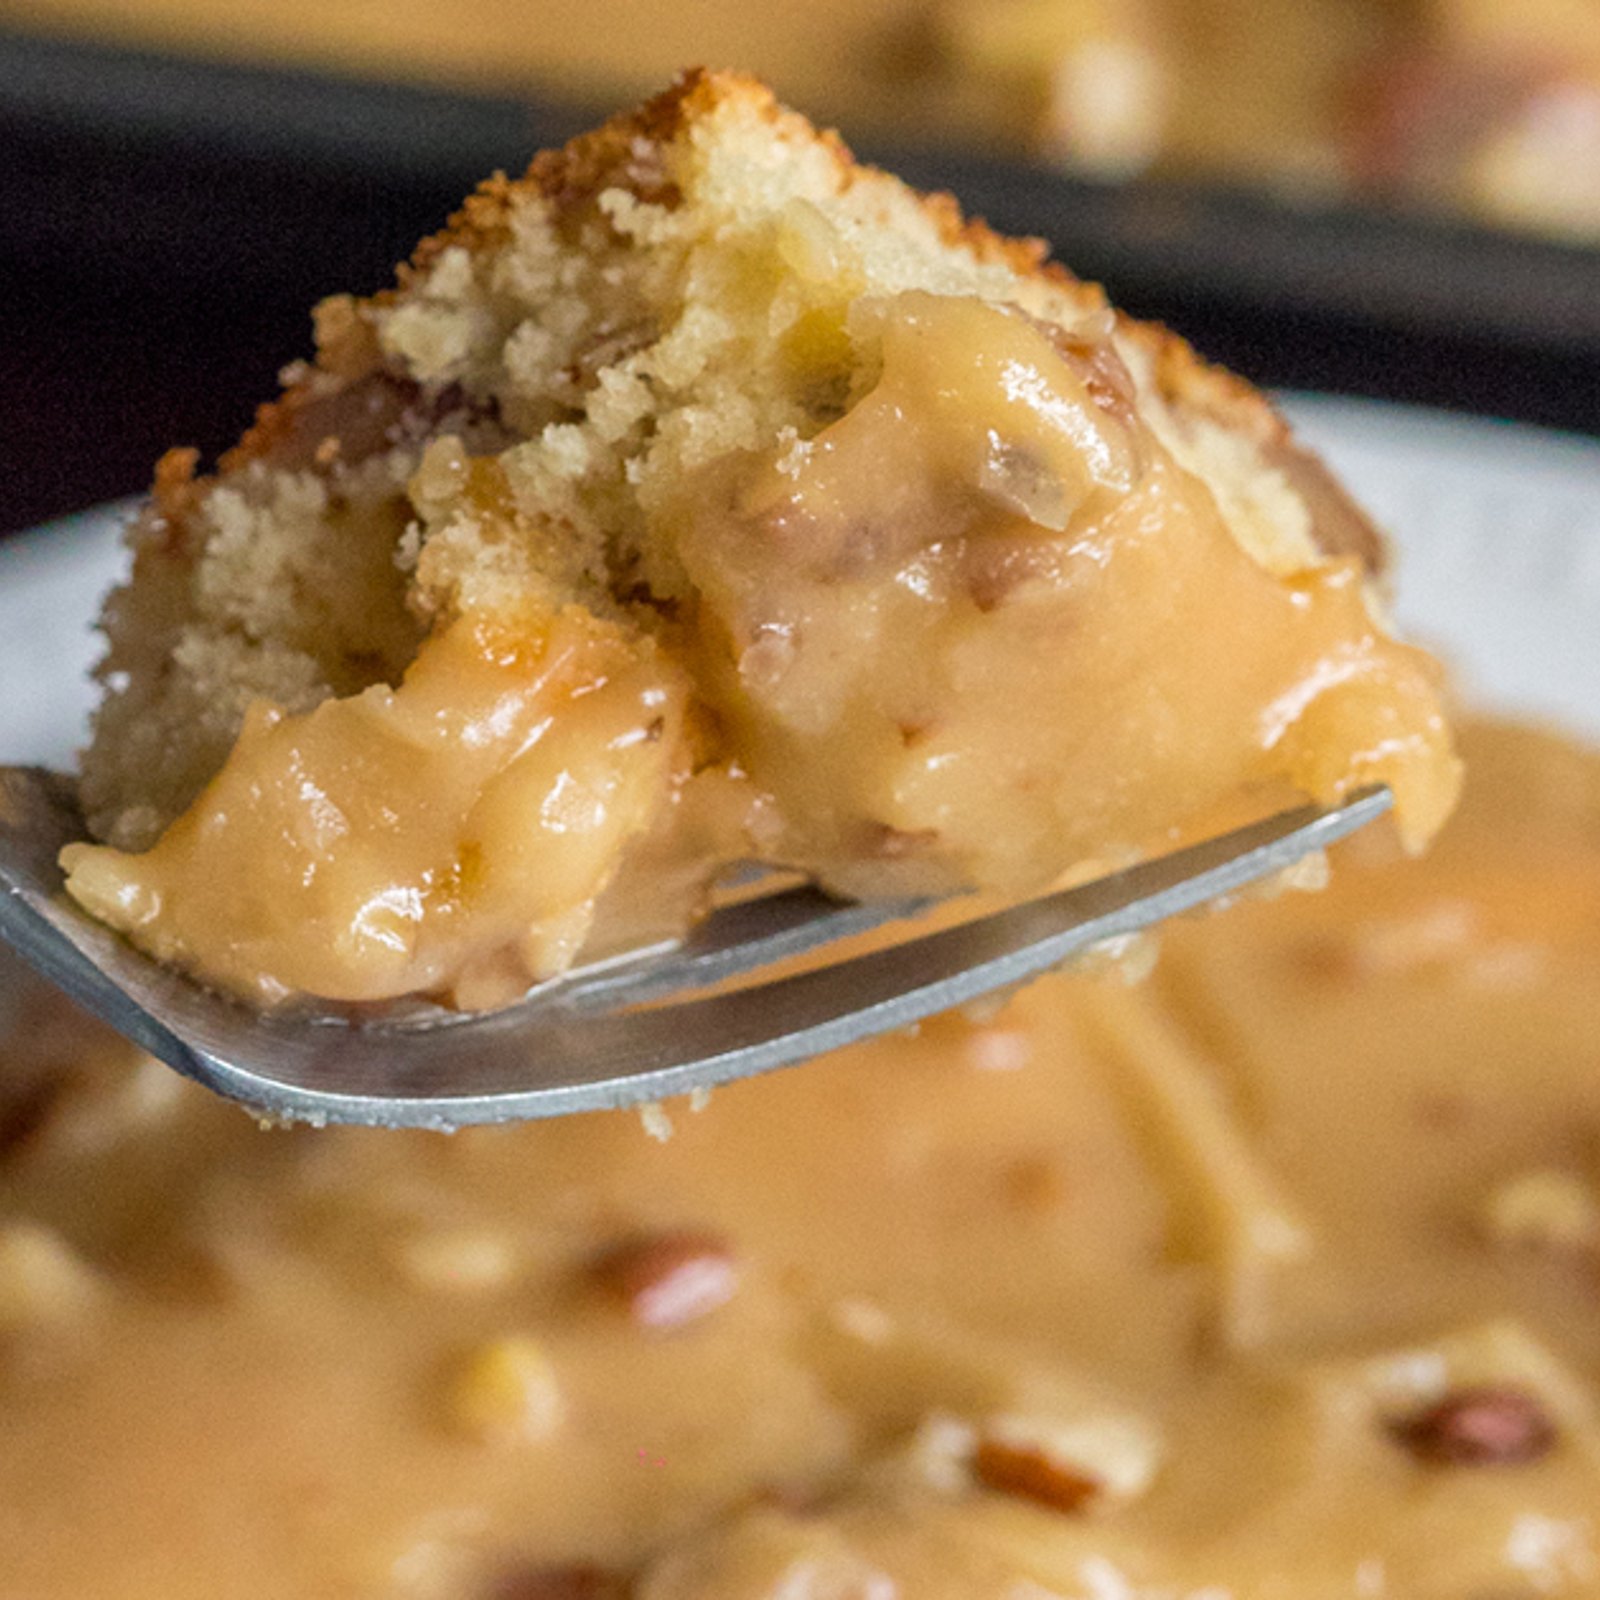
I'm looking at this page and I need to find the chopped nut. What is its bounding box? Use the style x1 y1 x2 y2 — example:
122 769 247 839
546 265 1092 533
1481 1170 1600 1252
738 627 799 693
775 197 844 284
517 905 598 988
1272 848 1330 895
1361 903 1477 974
0 1221 99 1333
957 994 1010 1027
972 1436 1098 1513
1391 1386 1557 1466
977 439 1079 531
447 1336 564 1442
592 1231 738 1330
973 1412 1160 1511
490 1563 630 1600
1074 930 1158 985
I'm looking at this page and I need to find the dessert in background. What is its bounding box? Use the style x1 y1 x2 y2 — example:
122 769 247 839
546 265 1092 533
939 0 1377 192
5 721 1599 1597
940 0 1600 238
1352 0 1600 240
60 72 1457 1010
11 0 1600 239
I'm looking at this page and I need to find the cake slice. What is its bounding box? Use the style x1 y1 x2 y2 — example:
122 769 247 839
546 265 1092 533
61 70 1461 1009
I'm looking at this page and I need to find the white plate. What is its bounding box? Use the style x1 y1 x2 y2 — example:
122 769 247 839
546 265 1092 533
0 397 1597 770
1282 395 1600 738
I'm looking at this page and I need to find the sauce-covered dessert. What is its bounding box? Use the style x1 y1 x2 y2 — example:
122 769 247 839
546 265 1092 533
942 0 1600 239
4 720 1598 1597
59 72 1457 1008
18 0 1600 239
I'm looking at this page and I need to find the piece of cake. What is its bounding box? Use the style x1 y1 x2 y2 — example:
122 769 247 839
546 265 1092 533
61 70 1460 1008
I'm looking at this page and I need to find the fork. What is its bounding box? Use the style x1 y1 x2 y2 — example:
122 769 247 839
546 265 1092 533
0 764 1390 1129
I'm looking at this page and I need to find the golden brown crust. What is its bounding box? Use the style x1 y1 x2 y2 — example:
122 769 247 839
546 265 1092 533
397 69 1384 572
403 68 738 279
392 68 1077 312
198 69 1382 574
1122 317 1387 569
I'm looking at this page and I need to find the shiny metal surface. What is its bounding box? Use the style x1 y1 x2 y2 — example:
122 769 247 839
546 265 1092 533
0 763 1391 1129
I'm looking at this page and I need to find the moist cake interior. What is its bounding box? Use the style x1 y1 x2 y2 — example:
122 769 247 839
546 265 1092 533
60 71 1458 1011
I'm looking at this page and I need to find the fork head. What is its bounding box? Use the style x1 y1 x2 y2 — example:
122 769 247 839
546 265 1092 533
0 763 1391 1130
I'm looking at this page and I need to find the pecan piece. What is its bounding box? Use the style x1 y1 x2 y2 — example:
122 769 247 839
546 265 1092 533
1391 1386 1557 1467
591 1231 738 1330
972 1436 1098 1513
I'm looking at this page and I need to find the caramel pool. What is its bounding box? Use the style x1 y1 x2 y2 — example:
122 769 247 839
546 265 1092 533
3 720 1599 1597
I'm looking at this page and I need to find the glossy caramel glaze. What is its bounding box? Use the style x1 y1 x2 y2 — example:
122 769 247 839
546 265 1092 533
63 604 687 1007
61 292 1458 1007
4 721 1598 1597
677 293 1457 895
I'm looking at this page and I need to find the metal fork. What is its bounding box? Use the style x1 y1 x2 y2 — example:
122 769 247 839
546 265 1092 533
0 764 1390 1129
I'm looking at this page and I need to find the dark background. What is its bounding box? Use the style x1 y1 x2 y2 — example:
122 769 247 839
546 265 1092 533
4 30 1598 537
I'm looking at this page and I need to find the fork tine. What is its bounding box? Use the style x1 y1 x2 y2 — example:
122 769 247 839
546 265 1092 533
183 785 1392 1126
554 883 933 1012
0 760 1392 1129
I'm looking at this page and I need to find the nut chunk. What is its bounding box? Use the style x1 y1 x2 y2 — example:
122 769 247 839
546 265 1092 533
592 1231 740 1331
447 1335 565 1442
1391 1386 1558 1467
64 70 1460 1013
972 1437 1099 1513
972 1410 1161 1512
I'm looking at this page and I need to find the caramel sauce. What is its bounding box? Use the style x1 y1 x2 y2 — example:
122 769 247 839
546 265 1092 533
62 606 686 1007
61 292 1458 1008
4 722 1599 1596
678 294 1458 895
